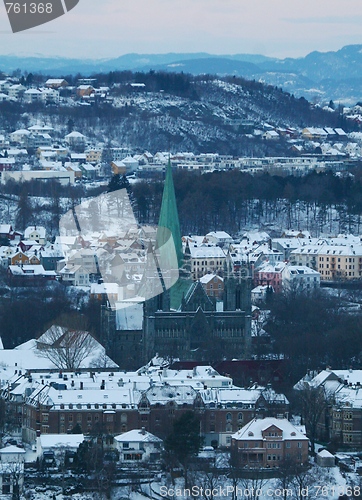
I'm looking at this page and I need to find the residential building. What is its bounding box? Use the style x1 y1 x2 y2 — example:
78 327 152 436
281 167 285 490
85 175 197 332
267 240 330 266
45 79 68 89
0 446 25 497
114 429 163 462
187 242 226 280
282 265 320 293
199 273 224 300
295 369 362 448
290 243 362 280
231 417 309 468
58 264 90 286
7 265 56 286
253 263 286 294
24 226 46 245
65 131 86 151
205 231 234 247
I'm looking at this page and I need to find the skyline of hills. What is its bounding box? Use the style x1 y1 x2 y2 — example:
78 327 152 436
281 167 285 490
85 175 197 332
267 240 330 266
1 45 362 103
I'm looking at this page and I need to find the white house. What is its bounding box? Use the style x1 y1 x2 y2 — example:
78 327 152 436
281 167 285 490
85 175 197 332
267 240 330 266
23 89 43 104
65 131 86 150
58 264 90 286
205 231 233 247
9 129 31 145
114 429 163 462
7 84 25 100
24 226 46 245
38 434 84 457
251 285 271 304
0 446 25 497
122 156 139 174
282 265 321 293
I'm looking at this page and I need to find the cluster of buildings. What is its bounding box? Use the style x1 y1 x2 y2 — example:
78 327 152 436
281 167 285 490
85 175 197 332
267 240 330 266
0 124 103 185
0 113 361 187
2 75 362 186
0 77 111 106
2 357 289 449
295 368 362 449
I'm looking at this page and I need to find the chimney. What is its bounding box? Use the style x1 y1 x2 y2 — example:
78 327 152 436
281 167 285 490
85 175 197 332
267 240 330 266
141 427 146 435
80 382 83 390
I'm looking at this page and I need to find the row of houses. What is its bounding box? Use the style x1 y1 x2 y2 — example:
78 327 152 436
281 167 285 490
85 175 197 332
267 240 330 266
5 219 362 293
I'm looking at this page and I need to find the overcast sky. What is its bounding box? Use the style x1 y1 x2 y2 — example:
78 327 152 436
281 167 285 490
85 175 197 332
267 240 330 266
1 0 362 59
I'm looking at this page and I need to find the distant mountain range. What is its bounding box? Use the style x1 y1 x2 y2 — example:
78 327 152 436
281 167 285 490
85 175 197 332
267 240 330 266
2 45 362 103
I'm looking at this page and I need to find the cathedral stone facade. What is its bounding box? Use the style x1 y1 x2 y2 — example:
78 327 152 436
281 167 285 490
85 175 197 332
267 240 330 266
142 265 251 364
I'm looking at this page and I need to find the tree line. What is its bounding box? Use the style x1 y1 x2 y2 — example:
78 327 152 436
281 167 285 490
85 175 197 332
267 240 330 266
132 169 362 235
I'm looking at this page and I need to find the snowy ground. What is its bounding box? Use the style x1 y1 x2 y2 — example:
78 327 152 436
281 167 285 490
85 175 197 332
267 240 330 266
148 467 356 499
15 447 362 499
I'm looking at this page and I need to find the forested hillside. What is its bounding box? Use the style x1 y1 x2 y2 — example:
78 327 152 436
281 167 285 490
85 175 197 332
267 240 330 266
132 169 362 236
0 71 346 155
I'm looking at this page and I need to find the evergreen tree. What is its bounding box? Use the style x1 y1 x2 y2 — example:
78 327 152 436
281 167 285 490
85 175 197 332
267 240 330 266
15 187 32 231
67 118 74 135
164 411 202 488
107 174 131 193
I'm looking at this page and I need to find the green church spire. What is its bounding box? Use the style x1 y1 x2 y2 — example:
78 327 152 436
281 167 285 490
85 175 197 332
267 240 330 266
156 158 183 269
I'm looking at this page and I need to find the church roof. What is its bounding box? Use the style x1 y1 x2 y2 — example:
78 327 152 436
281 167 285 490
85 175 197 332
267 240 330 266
170 278 193 311
156 158 183 269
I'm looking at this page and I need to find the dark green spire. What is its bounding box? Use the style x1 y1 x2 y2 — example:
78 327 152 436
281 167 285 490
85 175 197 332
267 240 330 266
156 158 183 269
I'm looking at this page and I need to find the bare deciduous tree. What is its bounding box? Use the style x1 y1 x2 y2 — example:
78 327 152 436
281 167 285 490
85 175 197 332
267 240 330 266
37 325 98 370
294 382 333 455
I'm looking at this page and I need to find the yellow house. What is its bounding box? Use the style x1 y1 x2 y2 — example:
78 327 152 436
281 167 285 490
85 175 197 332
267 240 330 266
111 161 126 175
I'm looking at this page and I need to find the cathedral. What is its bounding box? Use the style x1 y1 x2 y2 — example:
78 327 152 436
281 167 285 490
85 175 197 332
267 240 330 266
101 161 252 369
